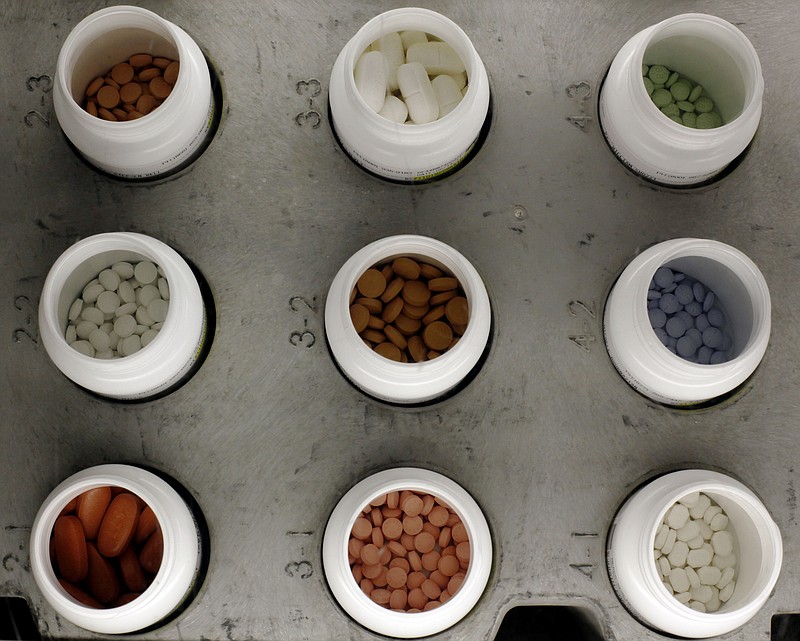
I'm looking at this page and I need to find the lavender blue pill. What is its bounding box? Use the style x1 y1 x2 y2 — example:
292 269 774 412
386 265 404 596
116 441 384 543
707 307 724 327
666 316 687 338
697 346 713 364
649 308 667 328
675 283 694 305
677 335 696 357
696 313 710 332
685 301 702 316
710 350 727 365
659 293 681 314
648 289 662 300
693 282 705 302
654 327 669 345
654 267 674 288
703 291 715 312
702 327 723 349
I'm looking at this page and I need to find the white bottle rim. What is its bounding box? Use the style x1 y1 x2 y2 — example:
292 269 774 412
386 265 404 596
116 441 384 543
39 232 207 399
329 8 490 181
608 470 782 638
324 235 492 403
604 238 770 405
53 5 213 178
30 464 202 634
322 467 492 638
599 13 763 185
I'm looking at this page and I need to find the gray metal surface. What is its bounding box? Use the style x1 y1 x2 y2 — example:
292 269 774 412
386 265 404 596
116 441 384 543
2 1 799 639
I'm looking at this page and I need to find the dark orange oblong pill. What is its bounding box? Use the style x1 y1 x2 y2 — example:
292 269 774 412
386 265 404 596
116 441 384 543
97 494 139 557
59 579 102 608
135 505 158 544
140 528 163 574
77 486 112 540
53 515 88 583
86 542 120 604
118 544 149 592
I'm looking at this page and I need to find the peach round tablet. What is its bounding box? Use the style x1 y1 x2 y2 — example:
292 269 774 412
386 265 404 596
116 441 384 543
97 86 120 110
111 62 135 85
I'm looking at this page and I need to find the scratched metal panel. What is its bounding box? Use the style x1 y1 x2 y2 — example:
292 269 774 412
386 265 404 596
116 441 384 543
1 1 799 640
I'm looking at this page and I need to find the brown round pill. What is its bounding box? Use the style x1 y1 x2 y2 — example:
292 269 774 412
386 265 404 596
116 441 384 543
456 541 470 561
428 277 458 292
362 563 382 580
386 566 407 589
421 550 441 571
357 269 386 298
452 522 468 543
421 579 441 600
360 543 381 566
414 532 436 554
427 505 449 528
367 315 385 330
98 107 117 122
352 517 372 540
119 82 143 104
407 336 427 362
153 57 172 69
349 304 369 333
381 277 405 303
389 588 408 610
357 297 382 314
96 85 120 109
129 53 153 68
420 262 444 279
111 62 134 85
403 515 423 535
382 517 403 540
421 305 446 325
438 554 460 577
103 76 120 90
149 76 172 100
407 571 426 589
392 257 421 280
387 540 407 557
138 67 161 82
403 302 430 321
394 313 421 336
423 321 453 351
361 329 386 344
445 296 469 325
86 101 98 117
85 77 104 97
384 325 407 351
112 108 128 120
136 94 158 115
408 588 428 610
402 280 430 307
430 289 457 306
164 61 180 85
371 588 392 605
381 297 404 323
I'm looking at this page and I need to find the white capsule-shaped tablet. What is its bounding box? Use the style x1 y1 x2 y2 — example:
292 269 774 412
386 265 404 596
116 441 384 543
378 95 409 123
134 324 149 336
71 340 95 357
689 600 706 613
666 503 690 530
406 41 465 76
449 71 468 91
134 261 158 285
689 494 711 519
400 30 427 51
690 584 713 603
698 520 713 541
716 566 735 589
687 544 714 568
397 62 438 124
95 349 114 360
658 555 671 577
668 540 689 567
697 565 722 585
118 280 136 304
674 591 692 605
355 50 389 113
114 314 136 338
372 32 405 91
147 298 169 323
661 528 677 555
108 331 120 350
431 74 463 117
719 580 735 602
711 530 734 556
669 567 690 593
710 513 729 531
676 520 700 542
654 523 669 549
687 535 705 550
703 505 722 524
96 290 120 315
705 591 721 613
137 284 160 307
678 492 700 508
685 565 700 589
65 325 77 344
112 261 135 280
68 298 84 322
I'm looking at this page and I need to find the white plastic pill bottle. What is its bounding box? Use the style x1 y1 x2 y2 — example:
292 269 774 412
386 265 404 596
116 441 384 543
604 238 770 406
323 467 492 638
325 235 492 404
599 13 763 186
30 464 208 634
328 8 491 182
607 469 782 638
39 232 210 400
53 6 215 179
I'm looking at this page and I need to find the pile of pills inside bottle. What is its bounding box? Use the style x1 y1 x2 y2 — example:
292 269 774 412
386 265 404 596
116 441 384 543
65 260 170 358
355 31 467 124
82 54 180 122
643 64 723 129
349 490 470 612
654 492 737 613
51 486 163 608
349 256 469 362
647 266 732 364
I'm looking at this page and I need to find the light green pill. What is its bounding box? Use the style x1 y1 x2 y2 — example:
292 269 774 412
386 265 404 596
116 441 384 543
651 88 673 108
676 100 695 113
642 64 650 76
688 84 704 103
665 71 680 89
661 103 681 118
694 96 714 113
648 65 670 85
643 77 655 95
669 115 683 125
670 80 692 102
696 111 723 129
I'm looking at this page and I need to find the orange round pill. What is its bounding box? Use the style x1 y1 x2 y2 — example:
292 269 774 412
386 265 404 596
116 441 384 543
386 566 407 589
370 588 391 605
96 85 120 110
402 280 431 307
423 321 453 351
349 304 369 333
414 532 436 554
149 76 172 100
438 554 460 577
360 544 380 566
421 579 441 600
408 587 428 610
389 588 408 610
392 257 421 280
402 515 423 535
387 540 407 557
163 61 180 85
401 494 423 517
427 505 449 528
352 517 372 540
111 62 134 85
452 522 468 543
357 269 386 298
456 541 470 562
362 563 382 580
421 550 441 571
381 517 403 540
